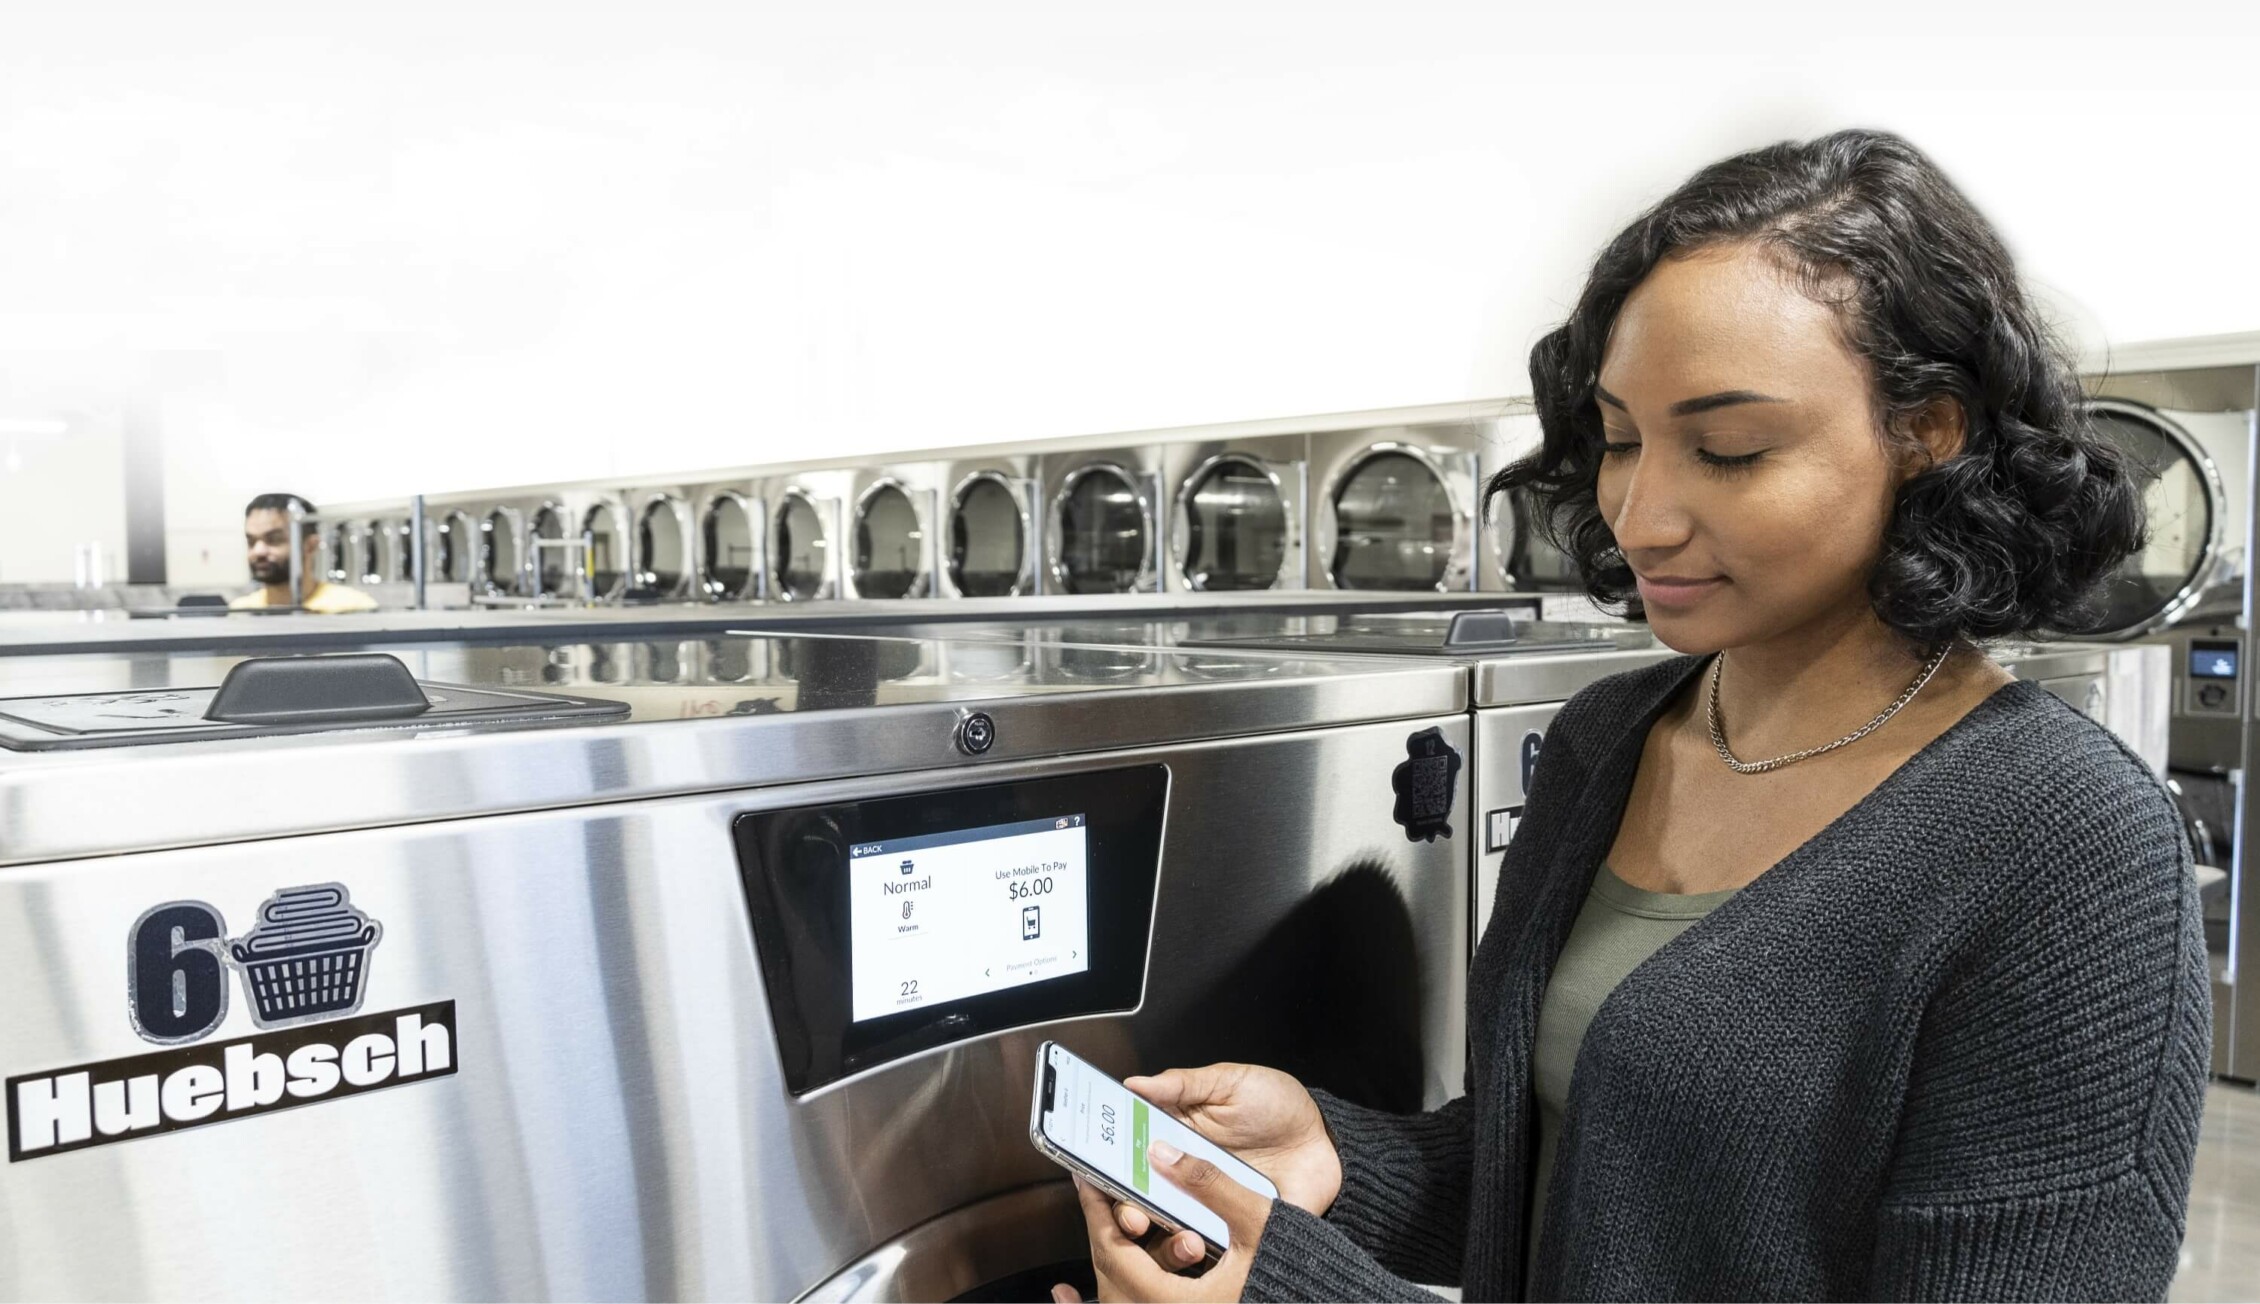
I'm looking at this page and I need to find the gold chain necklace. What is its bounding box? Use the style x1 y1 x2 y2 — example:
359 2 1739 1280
1706 642 1955 775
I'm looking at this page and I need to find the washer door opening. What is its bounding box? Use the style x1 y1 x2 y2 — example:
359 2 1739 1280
635 497 691 599
2063 400 2227 638
772 492 830 600
480 509 523 595
702 495 758 600
582 502 628 599
1054 466 1150 594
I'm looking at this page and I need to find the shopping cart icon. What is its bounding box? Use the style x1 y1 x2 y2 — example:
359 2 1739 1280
227 883 384 1030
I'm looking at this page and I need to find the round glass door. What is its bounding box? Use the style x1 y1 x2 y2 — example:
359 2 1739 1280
2063 401 2224 637
637 497 690 598
357 526 385 585
582 503 627 598
481 510 521 593
855 484 924 599
389 520 413 581
702 495 757 599
949 475 1026 596
1331 449 1458 590
531 505 568 595
1055 466 1149 594
436 511 474 583
1180 456 1287 590
772 493 829 600
325 524 351 583
1489 483 1580 591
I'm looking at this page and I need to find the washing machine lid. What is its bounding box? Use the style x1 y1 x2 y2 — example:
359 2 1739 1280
2064 400 2227 638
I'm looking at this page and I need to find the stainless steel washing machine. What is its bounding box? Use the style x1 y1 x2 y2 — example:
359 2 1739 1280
1160 434 1306 593
1042 447 1169 595
0 633 1470 1299
938 454 1043 599
1308 419 1494 593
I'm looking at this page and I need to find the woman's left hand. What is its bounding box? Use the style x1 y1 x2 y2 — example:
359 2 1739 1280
1052 1143 1273 1303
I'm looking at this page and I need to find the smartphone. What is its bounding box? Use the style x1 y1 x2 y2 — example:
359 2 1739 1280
1028 1040 1281 1261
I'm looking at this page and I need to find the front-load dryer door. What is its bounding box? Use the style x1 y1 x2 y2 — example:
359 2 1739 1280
1172 453 1302 591
1324 443 1475 592
2069 399 2230 638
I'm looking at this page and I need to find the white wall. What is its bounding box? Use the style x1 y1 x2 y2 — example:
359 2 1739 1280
1 0 2256 581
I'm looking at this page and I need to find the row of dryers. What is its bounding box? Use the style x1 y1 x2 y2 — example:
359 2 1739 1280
319 407 1578 604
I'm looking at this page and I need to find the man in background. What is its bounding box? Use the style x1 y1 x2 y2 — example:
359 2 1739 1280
230 493 379 613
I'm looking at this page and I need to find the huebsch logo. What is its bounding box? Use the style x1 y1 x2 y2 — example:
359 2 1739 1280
7 882 456 1162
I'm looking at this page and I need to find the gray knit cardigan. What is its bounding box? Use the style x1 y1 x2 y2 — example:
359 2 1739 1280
1243 654 2211 1302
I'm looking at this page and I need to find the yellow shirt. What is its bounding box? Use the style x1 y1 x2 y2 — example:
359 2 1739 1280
229 582 381 614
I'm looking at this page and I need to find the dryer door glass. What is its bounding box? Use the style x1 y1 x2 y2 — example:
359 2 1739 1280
531 506 568 595
638 499 689 597
437 512 474 583
325 524 351 582
357 527 384 585
951 477 1026 597
2066 406 2220 636
1058 468 1148 594
774 495 829 599
583 503 626 598
856 485 925 599
1491 484 1580 591
390 521 413 581
703 497 757 599
1183 459 1286 591
1332 451 1455 590
482 512 520 592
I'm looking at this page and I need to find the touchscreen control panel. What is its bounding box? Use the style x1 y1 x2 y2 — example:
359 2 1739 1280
735 765 1168 1093
848 814 1091 1021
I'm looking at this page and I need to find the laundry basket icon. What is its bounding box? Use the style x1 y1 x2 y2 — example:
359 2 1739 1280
228 883 384 1028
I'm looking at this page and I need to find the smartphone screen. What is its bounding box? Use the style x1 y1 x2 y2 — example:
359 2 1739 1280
1035 1042 1280 1251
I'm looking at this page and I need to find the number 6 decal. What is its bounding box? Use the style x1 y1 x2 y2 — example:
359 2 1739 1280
126 901 230 1045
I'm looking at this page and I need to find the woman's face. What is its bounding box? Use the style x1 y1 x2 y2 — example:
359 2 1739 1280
1592 241 1903 654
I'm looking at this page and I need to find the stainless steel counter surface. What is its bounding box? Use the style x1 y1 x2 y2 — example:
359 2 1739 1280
0 590 1531 657
0 634 1466 867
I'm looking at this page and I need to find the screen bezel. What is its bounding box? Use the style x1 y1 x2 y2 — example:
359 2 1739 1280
734 765 1169 1095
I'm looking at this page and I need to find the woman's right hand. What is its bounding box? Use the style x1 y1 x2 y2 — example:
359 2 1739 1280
1125 1062 1341 1217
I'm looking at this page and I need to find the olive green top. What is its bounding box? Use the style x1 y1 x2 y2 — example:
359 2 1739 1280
1526 862 1742 1287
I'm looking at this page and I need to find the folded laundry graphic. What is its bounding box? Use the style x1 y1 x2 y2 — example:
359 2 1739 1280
228 883 384 1028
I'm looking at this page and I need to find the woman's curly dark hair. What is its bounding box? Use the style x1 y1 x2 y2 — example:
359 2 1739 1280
1494 128 2145 645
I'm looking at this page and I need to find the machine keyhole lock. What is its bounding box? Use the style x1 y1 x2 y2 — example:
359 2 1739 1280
955 710 997 756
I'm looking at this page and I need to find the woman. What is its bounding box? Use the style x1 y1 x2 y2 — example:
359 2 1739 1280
1058 129 2211 1302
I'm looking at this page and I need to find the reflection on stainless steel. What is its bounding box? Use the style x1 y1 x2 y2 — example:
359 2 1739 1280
1053 465 1150 594
949 473 1028 598
801 1182 1091 1304
855 482 925 599
774 490 830 600
1179 455 1288 592
701 493 758 600
1331 447 1457 591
